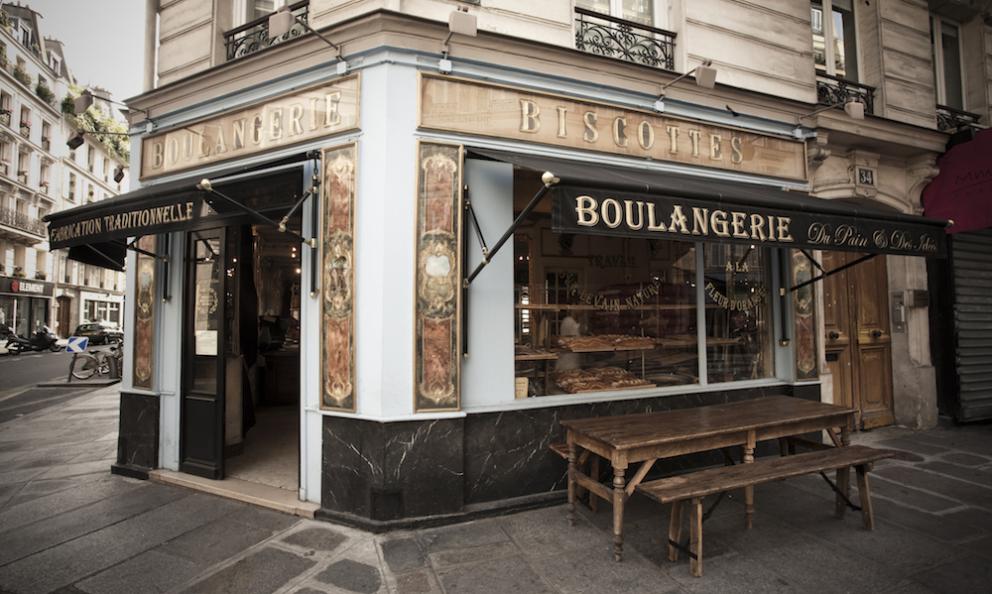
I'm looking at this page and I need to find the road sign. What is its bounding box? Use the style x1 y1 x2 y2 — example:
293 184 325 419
66 336 89 353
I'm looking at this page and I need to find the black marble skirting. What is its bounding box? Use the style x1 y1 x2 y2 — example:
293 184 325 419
321 384 818 527
113 391 159 479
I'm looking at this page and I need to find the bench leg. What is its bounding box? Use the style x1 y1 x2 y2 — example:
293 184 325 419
835 426 851 519
856 464 874 530
778 437 789 457
589 456 600 513
667 500 684 562
690 497 704 577
744 432 756 529
567 439 576 527
613 465 626 562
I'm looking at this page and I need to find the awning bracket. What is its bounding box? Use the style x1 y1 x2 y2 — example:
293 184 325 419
86 244 126 270
126 237 169 261
196 180 316 249
789 253 876 293
463 171 559 287
465 199 489 255
799 249 824 273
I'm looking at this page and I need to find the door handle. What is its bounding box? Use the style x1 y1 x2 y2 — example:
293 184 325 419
870 329 883 339
828 330 840 340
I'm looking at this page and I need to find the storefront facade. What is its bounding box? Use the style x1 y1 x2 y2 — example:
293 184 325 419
45 9 951 527
0 275 53 335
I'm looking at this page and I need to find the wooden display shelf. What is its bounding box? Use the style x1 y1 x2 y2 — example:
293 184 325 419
558 344 656 353
515 303 700 312
564 382 655 394
515 352 559 361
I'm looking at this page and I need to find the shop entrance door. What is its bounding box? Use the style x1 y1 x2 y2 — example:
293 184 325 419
180 228 227 479
823 252 894 429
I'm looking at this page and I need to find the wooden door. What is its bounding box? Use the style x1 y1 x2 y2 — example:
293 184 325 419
180 228 227 479
822 252 894 429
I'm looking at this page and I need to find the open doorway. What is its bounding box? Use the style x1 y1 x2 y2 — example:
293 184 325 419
180 215 302 494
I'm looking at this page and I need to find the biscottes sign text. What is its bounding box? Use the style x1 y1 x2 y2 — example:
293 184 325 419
419 75 807 182
140 76 359 179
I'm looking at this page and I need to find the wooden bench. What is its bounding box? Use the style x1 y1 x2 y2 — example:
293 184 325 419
636 445 897 577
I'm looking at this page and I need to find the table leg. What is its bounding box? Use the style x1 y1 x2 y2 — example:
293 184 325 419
835 424 851 518
589 456 600 513
744 431 756 529
567 434 576 527
667 500 684 562
613 464 627 561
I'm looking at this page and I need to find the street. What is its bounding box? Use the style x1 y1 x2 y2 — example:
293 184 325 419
0 351 87 425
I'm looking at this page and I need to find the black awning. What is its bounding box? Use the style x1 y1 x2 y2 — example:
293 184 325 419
44 157 308 269
470 148 949 258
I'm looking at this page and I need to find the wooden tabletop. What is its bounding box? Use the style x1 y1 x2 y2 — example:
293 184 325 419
561 396 852 451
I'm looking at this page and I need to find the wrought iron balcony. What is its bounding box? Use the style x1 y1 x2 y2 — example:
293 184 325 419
574 7 676 71
0 205 45 237
816 73 874 115
936 104 982 132
224 0 309 61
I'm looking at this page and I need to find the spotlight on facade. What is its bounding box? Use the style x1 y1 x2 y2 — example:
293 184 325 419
113 165 125 184
843 99 865 120
654 60 718 112
268 6 349 74
439 7 478 74
67 132 85 150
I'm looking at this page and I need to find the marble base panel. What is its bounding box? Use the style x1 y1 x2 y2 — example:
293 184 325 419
116 391 159 474
321 385 814 526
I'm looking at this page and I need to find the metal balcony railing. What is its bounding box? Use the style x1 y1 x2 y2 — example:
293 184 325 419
816 73 875 115
0 205 45 237
574 7 676 71
936 104 982 132
223 0 309 61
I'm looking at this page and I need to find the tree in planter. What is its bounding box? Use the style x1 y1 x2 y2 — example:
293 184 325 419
12 65 30 87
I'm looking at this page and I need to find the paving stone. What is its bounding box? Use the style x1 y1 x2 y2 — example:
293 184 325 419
874 500 989 544
862 475 960 513
160 514 278 567
0 480 187 566
235 505 299 533
393 570 442 594
940 452 991 467
428 540 520 568
282 526 348 552
291 589 327 594
917 460 992 488
316 559 383 594
435 556 552 594
76 549 199 594
380 537 427 573
181 547 316 594
876 438 947 457
0 475 145 535
500 505 613 556
418 520 509 553
944 506 992 533
874 464 992 509
527 545 683 594
0 493 240 593
912 555 992 593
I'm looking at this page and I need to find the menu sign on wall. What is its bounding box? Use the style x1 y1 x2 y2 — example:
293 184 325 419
419 75 808 182
140 75 360 179
552 187 947 257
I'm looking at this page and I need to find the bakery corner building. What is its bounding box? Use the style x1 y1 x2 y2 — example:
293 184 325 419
43 11 951 528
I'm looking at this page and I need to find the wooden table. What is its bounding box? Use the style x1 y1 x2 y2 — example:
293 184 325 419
561 395 854 561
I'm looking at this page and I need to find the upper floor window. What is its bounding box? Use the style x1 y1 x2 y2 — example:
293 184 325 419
576 0 656 27
812 0 858 81
68 172 76 200
931 15 963 110
86 145 95 172
48 52 60 72
20 25 30 48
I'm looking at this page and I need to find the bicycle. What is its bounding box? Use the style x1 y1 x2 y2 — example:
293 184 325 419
70 343 123 381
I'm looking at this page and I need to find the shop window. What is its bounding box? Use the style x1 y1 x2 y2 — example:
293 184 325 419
702 244 774 383
811 0 858 81
931 15 963 110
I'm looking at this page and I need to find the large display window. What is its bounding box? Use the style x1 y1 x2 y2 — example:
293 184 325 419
511 174 777 399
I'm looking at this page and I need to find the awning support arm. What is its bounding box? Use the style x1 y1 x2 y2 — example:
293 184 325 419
126 238 168 261
799 249 824 273
197 180 316 248
87 244 125 270
465 199 488 255
278 189 313 232
464 171 559 287
789 253 876 293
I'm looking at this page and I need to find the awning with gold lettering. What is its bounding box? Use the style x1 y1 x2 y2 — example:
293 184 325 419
43 157 308 270
469 148 949 258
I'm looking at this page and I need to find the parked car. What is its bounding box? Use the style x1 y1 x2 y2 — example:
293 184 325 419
72 322 123 345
